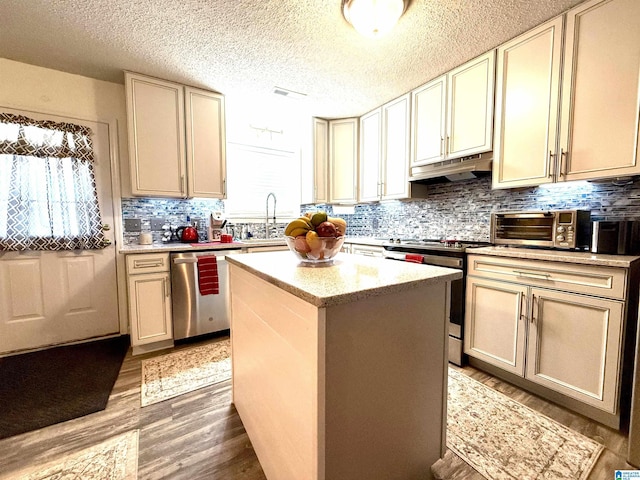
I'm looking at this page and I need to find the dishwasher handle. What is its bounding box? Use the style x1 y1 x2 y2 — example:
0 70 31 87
173 257 198 264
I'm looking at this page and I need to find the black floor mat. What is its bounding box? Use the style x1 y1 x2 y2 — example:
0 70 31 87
0 335 130 439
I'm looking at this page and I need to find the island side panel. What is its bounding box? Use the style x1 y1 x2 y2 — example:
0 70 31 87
229 264 323 480
323 282 448 480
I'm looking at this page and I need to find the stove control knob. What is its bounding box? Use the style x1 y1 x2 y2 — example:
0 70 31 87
395 238 401 244
556 234 565 242
557 226 566 233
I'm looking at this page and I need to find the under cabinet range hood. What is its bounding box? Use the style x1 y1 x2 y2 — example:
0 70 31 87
409 153 493 183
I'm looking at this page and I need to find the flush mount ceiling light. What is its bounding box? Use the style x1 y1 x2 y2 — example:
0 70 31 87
342 0 408 38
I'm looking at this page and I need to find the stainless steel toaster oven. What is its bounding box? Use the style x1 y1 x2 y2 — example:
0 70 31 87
491 210 591 249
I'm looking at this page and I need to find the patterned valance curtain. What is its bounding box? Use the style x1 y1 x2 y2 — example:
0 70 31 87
0 113 105 251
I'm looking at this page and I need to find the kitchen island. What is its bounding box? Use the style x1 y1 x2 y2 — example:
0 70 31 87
226 251 462 480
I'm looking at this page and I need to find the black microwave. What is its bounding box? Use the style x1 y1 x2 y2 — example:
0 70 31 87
491 210 591 250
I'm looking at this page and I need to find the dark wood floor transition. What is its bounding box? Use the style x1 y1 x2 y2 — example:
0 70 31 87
0 335 634 479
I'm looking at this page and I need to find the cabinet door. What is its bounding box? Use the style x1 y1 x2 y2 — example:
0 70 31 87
382 94 411 199
128 272 173 346
492 17 563 189
359 108 382 202
411 75 446 167
329 118 358 203
125 72 186 197
464 277 527 376
447 51 495 158
313 118 329 204
560 0 640 181
185 87 226 198
526 288 623 413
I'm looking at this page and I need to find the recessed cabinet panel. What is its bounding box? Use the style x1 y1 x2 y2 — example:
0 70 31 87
411 76 446 167
185 87 226 198
448 51 495 158
382 94 411 199
126 74 185 197
359 109 382 202
526 288 623 412
313 118 329 204
493 17 563 188
561 0 640 180
464 277 527 376
329 118 358 204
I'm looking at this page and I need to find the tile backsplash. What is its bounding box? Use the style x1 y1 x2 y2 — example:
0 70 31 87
122 176 640 244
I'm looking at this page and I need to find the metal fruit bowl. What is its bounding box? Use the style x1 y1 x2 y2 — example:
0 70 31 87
284 235 345 264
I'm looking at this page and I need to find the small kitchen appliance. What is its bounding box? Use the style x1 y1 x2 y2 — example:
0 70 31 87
491 210 591 249
208 211 226 241
592 220 640 255
176 225 198 243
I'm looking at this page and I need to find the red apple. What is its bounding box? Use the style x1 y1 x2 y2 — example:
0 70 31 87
294 234 311 253
315 221 337 237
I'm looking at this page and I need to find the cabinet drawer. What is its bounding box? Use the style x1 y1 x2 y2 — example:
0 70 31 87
127 253 170 274
467 254 627 300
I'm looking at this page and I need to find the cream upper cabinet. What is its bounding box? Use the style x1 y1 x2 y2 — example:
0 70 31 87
492 17 563 188
329 118 359 204
560 0 640 181
184 87 226 198
359 108 382 202
411 51 495 168
125 72 227 198
126 73 186 197
382 93 412 199
359 94 415 202
494 0 640 188
313 118 329 204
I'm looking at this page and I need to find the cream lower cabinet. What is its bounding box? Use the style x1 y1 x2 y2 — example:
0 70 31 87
465 254 629 420
126 253 173 353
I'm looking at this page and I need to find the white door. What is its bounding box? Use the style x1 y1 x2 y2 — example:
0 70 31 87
0 108 119 354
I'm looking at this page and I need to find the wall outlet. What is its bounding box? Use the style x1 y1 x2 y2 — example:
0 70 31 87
124 219 141 232
150 218 165 231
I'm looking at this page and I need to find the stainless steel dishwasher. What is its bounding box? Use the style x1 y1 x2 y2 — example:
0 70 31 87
170 250 237 340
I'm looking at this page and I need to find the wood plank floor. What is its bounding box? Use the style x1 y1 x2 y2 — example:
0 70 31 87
0 334 634 479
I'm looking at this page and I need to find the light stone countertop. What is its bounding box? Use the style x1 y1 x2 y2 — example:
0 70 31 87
343 237 387 246
468 246 640 268
226 250 462 308
119 241 245 254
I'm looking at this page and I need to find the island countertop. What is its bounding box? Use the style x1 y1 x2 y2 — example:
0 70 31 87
226 250 462 308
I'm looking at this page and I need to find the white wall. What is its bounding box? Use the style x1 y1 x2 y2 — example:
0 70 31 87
0 57 130 334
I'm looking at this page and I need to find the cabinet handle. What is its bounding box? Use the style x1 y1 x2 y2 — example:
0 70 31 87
519 293 526 321
446 135 450 156
440 137 444 157
379 181 384 199
164 278 170 297
133 260 163 268
513 270 551 280
560 148 567 177
531 294 538 323
549 151 557 179
223 178 226 196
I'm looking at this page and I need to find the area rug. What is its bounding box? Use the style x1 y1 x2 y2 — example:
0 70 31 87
0 430 139 480
447 368 604 480
0 335 129 439
140 339 231 407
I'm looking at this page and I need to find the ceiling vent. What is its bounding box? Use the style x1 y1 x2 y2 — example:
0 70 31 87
273 87 307 100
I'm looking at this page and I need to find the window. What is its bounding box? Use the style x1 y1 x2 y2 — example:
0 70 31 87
224 142 301 221
0 113 105 251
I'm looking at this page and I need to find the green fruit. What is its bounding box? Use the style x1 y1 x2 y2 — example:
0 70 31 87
310 212 327 227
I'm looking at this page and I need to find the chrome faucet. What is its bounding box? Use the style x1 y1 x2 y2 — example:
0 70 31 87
266 192 277 239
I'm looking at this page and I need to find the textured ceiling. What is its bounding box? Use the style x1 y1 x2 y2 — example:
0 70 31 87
1 0 584 118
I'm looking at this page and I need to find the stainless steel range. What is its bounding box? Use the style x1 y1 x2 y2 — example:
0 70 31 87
382 238 489 366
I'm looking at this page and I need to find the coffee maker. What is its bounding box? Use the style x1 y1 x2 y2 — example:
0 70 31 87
208 211 226 241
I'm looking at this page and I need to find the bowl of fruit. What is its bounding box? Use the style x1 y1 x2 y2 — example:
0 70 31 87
284 212 346 265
